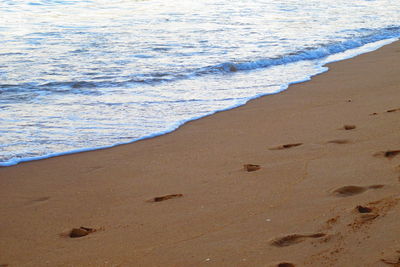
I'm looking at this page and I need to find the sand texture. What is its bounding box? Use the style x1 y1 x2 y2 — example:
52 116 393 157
1 41 400 266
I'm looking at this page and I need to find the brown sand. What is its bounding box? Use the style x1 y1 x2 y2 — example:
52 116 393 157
1 41 400 266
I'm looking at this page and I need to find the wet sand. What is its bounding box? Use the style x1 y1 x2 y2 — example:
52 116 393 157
1 41 400 266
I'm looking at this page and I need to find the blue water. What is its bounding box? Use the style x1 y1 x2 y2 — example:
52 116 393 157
1 0 400 166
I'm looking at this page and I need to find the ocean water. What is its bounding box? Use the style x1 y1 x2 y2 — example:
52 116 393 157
1 0 400 166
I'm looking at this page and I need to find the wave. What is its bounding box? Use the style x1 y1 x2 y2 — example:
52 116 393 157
204 26 400 73
1 35 398 167
1 26 399 95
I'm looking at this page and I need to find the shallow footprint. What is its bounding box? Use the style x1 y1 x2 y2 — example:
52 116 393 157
333 186 367 196
269 143 303 150
374 150 400 159
342 125 356 130
24 196 50 207
270 233 326 247
333 185 384 197
151 194 183 202
386 108 400 113
70 227 96 238
326 139 351 144
368 184 384 189
277 263 295 267
244 164 261 172
385 150 400 159
59 226 97 238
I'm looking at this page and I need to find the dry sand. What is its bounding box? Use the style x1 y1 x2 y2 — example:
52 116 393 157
1 41 400 267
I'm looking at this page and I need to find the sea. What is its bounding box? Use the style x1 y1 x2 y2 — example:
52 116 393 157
1 0 400 166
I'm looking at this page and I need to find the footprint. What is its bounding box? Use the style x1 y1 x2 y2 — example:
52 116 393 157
385 150 400 159
270 233 326 247
355 205 372 213
269 143 303 150
332 185 384 197
342 125 356 130
349 197 399 230
332 186 367 196
369 184 384 189
375 150 400 159
31 196 50 203
24 196 50 207
386 108 400 113
244 164 261 172
151 194 183 202
85 165 104 173
277 263 295 267
326 139 351 144
60 226 97 238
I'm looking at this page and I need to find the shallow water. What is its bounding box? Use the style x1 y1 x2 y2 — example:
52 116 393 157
1 0 400 166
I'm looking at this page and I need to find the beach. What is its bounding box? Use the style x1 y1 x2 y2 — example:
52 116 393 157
1 40 400 266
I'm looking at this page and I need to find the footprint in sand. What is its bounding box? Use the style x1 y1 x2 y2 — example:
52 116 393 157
355 205 373 213
277 263 295 267
354 205 379 222
70 227 96 238
348 197 400 230
60 226 98 238
269 143 303 150
386 108 400 113
369 107 400 116
270 233 326 247
244 164 261 172
385 150 400 159
341 125 356 130
31 196 50 203
150 194 183 202
332 185 384 197
23 196 50 207
326 139 352 144
374 150 400 159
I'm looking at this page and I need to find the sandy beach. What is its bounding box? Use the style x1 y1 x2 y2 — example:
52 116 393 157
1 41 400 266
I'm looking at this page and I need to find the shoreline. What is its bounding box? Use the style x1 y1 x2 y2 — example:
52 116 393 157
1 41 400 266
1 37 397 168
